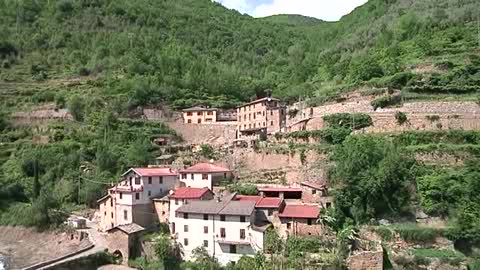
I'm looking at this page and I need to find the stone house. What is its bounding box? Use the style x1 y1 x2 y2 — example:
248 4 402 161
276 204 322 237
300 181 333 207
98 167 178 232
171 195 267 266
152 187 214 225
105 223 145 264
179 163 232 189
236 97 287 141
182 106 218 124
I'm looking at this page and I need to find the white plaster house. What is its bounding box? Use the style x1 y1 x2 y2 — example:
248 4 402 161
179 163 232 189
172 195 269 265
98 167 178 232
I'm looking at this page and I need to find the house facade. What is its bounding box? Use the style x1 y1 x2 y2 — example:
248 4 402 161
179 163 232 189
182 106 218 124
276 204 322 237
236 97 286 140
98 167 178 232
171 196 267 265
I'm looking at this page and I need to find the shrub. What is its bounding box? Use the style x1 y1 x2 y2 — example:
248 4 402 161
371 95 402 110
395 111 408 125
323 113 373 130
394 225 443 243
386 72 416 89
412 255 431 266
374 226 393 241
228 183 257 195
67 95 85 121
78 66 90 76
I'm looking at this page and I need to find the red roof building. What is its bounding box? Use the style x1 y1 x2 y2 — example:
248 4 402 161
279 205 320 219
123 167 178 177
180 163 231 173
169 187 213 199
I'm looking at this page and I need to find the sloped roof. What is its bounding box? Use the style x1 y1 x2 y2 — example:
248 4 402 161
237 97 281 108
176 196 255 216
169 187 213 199
301 182 326 190
218 200 256 216
180 163 230 173
122 167 178 177
279 204 320 219
97 194 111 203
182 106 218 112
235 195 283 209
108 223 145 234
258 186 302 192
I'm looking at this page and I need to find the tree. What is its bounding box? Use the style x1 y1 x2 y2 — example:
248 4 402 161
0 111 8 131
331 136 415 225
126 138 153 166
153 233 181 269
68 95 85 121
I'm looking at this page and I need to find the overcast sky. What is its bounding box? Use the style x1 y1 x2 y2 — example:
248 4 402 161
214 0 368 21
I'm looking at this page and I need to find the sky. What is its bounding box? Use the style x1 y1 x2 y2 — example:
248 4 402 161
214 0 368 22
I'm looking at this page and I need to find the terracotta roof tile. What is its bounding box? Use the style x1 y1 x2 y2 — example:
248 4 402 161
257 197 283 208
279 204 320 219
169 187 212 199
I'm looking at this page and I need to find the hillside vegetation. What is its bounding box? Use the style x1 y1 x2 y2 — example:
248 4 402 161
0 0 479 112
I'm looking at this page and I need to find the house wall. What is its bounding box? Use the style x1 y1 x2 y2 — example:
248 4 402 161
277 217 322 237
122 172 177 205
183 111 217 124
153 200 170 224
172 212 261 265
180 172 231 189
105 230 132 264
236 100 286 136
99 197 115 231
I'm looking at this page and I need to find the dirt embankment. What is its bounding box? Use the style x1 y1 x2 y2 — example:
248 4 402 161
0 226 91 269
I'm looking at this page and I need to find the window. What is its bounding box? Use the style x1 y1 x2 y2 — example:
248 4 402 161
202 174 208 180
184 225 188 232
197 112 202 116
123 210 128 220
263 111 265 116
307 219 312 225
270 121 274 126
197 119 202 124
148 190 151 196
135 193 140 200
182 174 187 179
220 228 226 238
287 223 291 229
184 238 189 246
244 115 246 121
183 213 189 219
240 216 246 223
183 199 189 205
191 174 194 179
187 119 192 124
312 189 316 195
207 111 213 115
220 215 226 221
326 202 332 208
135 177 141 185
187 112 193 116
110 200 113 207
172 222 175 233
271 111 273 116
268 209 273 216
240 229 245 239
229 245 237 254
104 211 106 216
253 123 256 128
119 192 123 199
148 177 152 184
111 213 113 218
249 114 251 120
203 214 208 220
253 113 256 119
204 226 208 234
175 199 179 205
203 240 208 247
159 177 163 184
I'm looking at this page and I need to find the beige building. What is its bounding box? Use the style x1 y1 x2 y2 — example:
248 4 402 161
236 97 286 141
98 167 178 232
171 194 268 266
179 163 232 189
182 106 218 124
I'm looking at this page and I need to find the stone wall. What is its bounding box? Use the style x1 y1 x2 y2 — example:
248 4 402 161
288 98 480 133
346 249 383 270
166 121 237 145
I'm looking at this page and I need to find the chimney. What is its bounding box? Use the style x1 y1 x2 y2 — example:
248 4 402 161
169 190 175 195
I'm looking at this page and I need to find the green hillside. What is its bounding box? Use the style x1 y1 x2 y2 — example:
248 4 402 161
0 0 479 111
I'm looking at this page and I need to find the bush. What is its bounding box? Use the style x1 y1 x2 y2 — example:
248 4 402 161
394 225 443 243
395 111 408 125
386 72 416 89
67 95 85 121
373 226 393 241
228 183 257 195
412 255 431 266
371 95 402 110
323 113 373 130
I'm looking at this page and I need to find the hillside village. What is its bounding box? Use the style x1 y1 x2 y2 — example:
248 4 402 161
1 0 480 269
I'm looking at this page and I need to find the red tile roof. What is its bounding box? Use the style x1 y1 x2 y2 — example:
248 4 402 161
169 187 212 199
235 195 283 209
257 197 283 208
123 167 178 177
258 187 302 192
180 163 230 173
279 205 320 219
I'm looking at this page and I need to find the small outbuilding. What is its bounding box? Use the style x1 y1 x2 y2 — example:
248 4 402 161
105 223 146 264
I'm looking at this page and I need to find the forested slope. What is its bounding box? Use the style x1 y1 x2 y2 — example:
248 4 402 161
0 0 479 111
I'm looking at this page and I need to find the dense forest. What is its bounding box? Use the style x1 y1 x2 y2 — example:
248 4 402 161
0 1 480 267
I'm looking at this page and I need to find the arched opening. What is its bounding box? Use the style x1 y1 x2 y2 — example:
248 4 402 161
112 250 123 264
